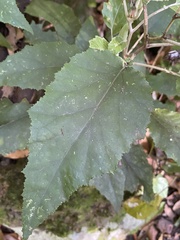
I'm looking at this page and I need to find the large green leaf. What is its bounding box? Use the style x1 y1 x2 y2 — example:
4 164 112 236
22 49 152 238
149 109 180 163
121 144 154 201
25 0 81 44
102 0 127 37
0 0 32 33
0 99 31 154
90 168 125 212
0 42 79 89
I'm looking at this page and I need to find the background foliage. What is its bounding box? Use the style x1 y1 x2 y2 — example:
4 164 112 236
0 0 179 239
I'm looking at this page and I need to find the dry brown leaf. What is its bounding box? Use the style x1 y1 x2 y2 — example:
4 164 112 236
5 149 29 159
6 24 24 54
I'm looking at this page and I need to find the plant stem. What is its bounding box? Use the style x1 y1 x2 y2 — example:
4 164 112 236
128 33 144 55
133 2 180 34
132 62 180 77
146 43 174 48
123 21 133 57
149 47 164 74
162 38 180 47
123 0 128 17
162 14 178 38
143 4 148 48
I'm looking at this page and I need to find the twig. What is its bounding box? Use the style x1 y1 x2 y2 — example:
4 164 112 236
162 14 180 38
127 32 144 55
130 46 144 60
143 4 148 48
146 43 174 48
133 2 180 34
123 0 128 17
162 38 180 47
133 62 180 77
149 47 164 73
123 22 133 57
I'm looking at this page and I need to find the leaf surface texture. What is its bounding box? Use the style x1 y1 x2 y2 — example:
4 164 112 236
23 49 153 238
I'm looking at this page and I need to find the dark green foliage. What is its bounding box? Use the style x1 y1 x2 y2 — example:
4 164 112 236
0 0 179 239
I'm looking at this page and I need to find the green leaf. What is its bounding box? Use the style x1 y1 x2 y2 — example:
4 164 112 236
149 109 180 163
176 78 180 95
102 0 127 37
90 168 125 212
121 144 154 201
124 195 162 219
0 0 32 33
108 23 128 54
147 1 178 36
22 49 152 238
153 175 168 198
153 100 175 111
0 33 11 49
89 36 108 50
75 17 98 51
25 0 81 44
163 162 180 173
24 22 59 44
0 42 79 90
0 99 31 154
147 72 178 96
171 0 180 12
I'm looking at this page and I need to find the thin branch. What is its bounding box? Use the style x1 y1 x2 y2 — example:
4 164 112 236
146 43 174 48
123 0 128 17
133 2 180 34
143 4 148 48
162 38 180 47
128 32 144 55
149 47 164 74
130 46 144 60
162 19 174 38
133 62 180 77
123 22 133 57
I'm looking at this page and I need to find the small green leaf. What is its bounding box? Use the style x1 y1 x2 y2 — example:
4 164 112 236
153 175 168 198
0 33 11 49
163 162 180 173
124 195 162 219
23 49 152 238
102 0 127 37
0 0 32 33
75 17 98 51
0 42 79 89
108 23 128 54
121 144 154 201
149 109 180 163
0 99 31 154
89 36 108 50
90 168 125 212
171 0 180 12
25 0 81 44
